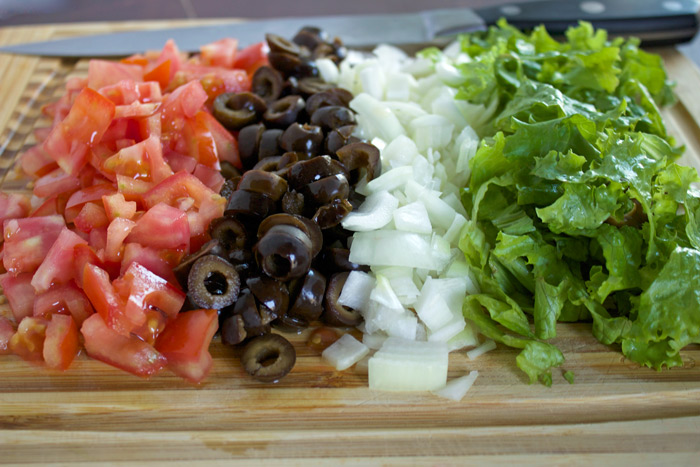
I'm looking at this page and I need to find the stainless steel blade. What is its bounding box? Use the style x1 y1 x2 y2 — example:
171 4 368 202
0 9 484 57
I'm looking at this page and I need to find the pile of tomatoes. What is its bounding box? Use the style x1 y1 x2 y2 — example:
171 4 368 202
0 38 268 382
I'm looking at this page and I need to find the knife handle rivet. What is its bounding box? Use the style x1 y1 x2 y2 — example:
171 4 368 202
580 1 605 14
499 5 522 16
662 1 683 11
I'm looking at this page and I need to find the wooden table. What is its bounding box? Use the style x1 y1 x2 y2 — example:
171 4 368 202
0 21 699 465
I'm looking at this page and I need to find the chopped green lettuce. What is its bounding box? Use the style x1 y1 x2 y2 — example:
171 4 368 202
449 20 699 385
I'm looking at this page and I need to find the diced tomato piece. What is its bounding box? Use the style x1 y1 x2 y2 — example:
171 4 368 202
105 217 136 262
102 135 173 183
144 59 171 90
0 192 31 225
30 195 67 218
186 195 227 238
9 316 48 362
64 183 116 223
88 60 144 90
102 193 137 221
176 65 251 101
164 152 197 173
156 308 218 383
155 39 183 82
43 87 116 176
0 316 14 355
81 313 166 378
200 38 238 68
98 79 140 105
74 202 110 233
0 273 35 321
183 111 220 169
32 167 81 199
82 263 131 334
114 102 159 119
137 82 163 104
3 215 65 274
121 54 149 67
198 110 241 168
193 163 225 193
73 243 105 287
162 80 208 128
120 243 181 284
232 41 268 74
127 202 190 252
114 262 185 343
33 127 52 143
116 175 152 205
88 226 108 252
43 314 79 370
31 227 88 294
21 145 58 177
143 170 219 208
33 280 94 326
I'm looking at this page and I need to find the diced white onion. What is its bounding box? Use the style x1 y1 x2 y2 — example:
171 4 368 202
369 338 448 391
316 58 339 84
338 270 375 312
369 274 404 313
467 339 497 360
393 201 432 234
349 230 437 269
362 333 388 350
350 93 405 141
322 334 370 371
359 62 386 99
432 371 478 401
366 166 414 195
410 114 454 151
385 73 416 101
446 325 479 352
427 314 466 342
341 191 399 232
381 135 419 168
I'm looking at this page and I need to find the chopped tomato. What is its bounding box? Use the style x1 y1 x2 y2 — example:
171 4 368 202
81 313 166 378
31 227 88 294
43 87 116 176
200 38 238 68
10 316 48 362
198 110 241 168
33 280 94 326
3 215 65 274
105 217 136 262
73 243 106 287
0 193 31 225
102 193 137 221
0 316 14 354
87 59 144 90
21 145 58 177
164 152 197 174
116 175 152 205
43 314 79 370
98 79 140 105
127 202 190 252
64 183 116 223
162 80 208 122
74 202 110 233
32 167 81 199
193 163 225 193
102 135 173 183
120 243 181 284
232 41 269 74
144 60 171 90
30 195 69 218
82 263 131 335
156 308 218 383
114 102 159 119
0 273 36 321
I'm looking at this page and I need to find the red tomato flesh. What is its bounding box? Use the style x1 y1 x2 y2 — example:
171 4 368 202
43 313 80 371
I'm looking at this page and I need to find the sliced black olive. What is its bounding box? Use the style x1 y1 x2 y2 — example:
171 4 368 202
335 142 381 184
302 173 350 206
221 314 246 346
213 92 267 131
238 123 266 170
187 255 241 310
322 272 362 326
310 105 355 131
252 155 283 173
209 216 249 262
241 333 296 382
274 313 309 333
219 179 237 202
305 88 354 116
247 275 290 316
264 95 305 129
251 66 284 103
314 247 369 275
173 240 225 289
254 225 314 281
293 27 327 50
225 189 277 218
312 42 335 60
281 76 299 97
268 52 318 78
279 123 324 157
219 161 241 181
236 169 288 201
257 128 283 160
258 213 323 258
325 125 360 155
277 151 302 171
287 155 348 190
288 268 327 322
233 291 270 337
297 77 335 97
266 33 302 56
312 198 353 229
282 190 305 216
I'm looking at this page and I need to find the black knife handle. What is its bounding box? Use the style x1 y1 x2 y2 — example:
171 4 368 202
475 0 699 46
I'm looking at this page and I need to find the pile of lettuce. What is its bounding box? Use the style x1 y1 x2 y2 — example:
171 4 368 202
448 21 700 385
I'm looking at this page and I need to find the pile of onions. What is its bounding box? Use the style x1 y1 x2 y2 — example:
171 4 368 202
316 43 498 398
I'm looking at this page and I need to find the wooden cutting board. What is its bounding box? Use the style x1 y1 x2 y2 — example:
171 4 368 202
0 21 699 465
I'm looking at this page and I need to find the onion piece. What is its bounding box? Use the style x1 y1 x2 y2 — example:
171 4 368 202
432 371 478 402
393 201 432 234
349 230 437 270
338 270 375 312
467 339 497 360
446 325 479 351
410 114 454 151
350 93 405 141
368 338 448 391
322 334 370 371
341 191 399 232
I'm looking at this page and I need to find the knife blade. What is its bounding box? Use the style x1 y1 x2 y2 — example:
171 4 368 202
0 0 698 57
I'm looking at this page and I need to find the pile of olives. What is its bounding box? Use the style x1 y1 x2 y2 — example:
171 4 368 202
175 28 380 383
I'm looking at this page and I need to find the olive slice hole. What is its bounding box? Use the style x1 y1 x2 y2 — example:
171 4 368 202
204 271 228 295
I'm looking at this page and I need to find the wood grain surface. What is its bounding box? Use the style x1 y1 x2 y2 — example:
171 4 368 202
0 21 699 465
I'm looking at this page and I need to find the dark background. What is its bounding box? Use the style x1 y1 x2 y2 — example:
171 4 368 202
0 0 698 63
